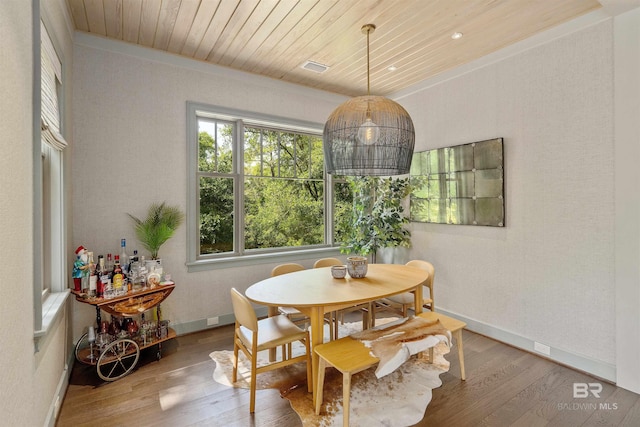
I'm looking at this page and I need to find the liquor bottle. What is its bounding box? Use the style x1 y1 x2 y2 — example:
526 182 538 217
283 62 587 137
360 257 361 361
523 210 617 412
139 255 148 289
96 255 105 298
120 238 130 274
112 255 124 294
106 253 113 271
88 252 97 297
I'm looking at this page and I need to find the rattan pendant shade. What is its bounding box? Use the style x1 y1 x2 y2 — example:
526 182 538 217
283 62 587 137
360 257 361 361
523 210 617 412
323 24 415 176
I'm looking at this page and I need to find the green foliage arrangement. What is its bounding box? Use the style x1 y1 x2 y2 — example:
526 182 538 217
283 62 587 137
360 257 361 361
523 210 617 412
128 202 185 259
339 176 412 263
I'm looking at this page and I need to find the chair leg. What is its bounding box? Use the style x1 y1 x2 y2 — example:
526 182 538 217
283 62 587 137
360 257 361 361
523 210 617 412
328 314 335 341
315 357 327 415
456 329 466 380
343 372 352 427
369 302 376 328
232 341 239 383
361 308 367 329
249 350 258 413
304 337 312 393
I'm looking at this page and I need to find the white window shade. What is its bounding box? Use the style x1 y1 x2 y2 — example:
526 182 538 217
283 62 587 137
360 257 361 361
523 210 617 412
40 21 67 151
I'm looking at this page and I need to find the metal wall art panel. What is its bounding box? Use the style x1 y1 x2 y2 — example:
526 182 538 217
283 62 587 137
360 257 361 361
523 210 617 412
409 138 504 226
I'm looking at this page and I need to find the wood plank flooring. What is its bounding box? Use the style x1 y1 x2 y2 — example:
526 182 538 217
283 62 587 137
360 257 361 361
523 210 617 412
57 319 640 427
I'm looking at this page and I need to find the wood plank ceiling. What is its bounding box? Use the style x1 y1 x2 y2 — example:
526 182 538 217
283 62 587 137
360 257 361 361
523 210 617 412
66 0 601 97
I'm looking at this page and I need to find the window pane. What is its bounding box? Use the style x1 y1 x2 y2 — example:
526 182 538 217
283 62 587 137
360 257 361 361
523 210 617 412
295 135 310 178
244 177 324 249
279 132 296 178
199 176 234 254
310 138 324 180
262 129 278 177
244 127 262 176
333 179 353 245
198 119 234 173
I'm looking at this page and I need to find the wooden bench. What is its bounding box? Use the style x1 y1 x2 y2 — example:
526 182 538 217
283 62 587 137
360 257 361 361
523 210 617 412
314 312 466 427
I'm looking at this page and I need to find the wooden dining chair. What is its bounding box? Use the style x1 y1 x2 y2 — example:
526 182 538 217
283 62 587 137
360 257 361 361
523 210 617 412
372 260 435 324
312 257 343 268
230 288 312 413
272 263 309 327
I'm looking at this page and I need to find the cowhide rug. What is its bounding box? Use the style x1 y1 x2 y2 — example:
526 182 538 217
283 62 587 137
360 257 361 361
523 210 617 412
209 320 450 427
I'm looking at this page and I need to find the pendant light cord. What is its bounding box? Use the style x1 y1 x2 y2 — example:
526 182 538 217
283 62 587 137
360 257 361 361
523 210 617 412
366 27 371 96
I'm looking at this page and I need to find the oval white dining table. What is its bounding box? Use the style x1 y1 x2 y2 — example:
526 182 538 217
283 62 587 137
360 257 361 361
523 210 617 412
245 263 429 405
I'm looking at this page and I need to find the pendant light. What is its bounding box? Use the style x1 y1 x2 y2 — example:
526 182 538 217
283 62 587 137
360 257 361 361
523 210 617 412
323 24 415 176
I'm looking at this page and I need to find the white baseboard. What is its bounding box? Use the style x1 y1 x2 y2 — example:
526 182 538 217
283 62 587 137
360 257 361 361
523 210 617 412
45 354 74 427
436 308 616 383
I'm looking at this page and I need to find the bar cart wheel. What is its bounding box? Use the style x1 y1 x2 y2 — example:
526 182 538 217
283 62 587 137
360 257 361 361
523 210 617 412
96 338 140 381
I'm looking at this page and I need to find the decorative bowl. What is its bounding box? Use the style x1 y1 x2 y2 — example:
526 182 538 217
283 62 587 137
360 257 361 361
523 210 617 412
346 256 368 278
331 265 347 279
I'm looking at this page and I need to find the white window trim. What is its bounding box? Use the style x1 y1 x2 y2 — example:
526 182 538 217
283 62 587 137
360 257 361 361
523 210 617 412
34 12 69 349
186 102 341 272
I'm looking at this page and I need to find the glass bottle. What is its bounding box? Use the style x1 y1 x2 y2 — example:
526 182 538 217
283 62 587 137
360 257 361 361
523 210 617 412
139 255 148 289
96 255 105 298
120 238 130 274
88 252 97 297
112 255 124 295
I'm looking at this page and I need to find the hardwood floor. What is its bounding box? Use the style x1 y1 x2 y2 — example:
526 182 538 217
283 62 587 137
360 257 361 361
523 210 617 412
57 319 640 427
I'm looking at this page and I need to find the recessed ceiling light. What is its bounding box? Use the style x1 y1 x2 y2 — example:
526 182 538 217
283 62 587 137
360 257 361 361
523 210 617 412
388 65 397 72
301 60 330 73
451 32 463 40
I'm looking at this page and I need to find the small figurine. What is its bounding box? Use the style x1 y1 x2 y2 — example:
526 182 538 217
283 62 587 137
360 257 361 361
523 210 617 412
72 245 89 292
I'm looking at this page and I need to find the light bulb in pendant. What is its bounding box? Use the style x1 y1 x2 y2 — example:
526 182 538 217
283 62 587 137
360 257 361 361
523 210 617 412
358 118 380 145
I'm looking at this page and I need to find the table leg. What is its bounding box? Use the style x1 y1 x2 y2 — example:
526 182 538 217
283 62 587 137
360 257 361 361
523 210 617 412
310 306 324 407
414 284 423 315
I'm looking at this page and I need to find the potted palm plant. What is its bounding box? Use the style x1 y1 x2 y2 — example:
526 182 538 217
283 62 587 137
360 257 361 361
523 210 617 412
128 202 184 260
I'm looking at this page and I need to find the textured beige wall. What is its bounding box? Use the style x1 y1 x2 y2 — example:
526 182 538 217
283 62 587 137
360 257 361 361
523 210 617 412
614 6 640 394
0 1 38 425
399 19 616 366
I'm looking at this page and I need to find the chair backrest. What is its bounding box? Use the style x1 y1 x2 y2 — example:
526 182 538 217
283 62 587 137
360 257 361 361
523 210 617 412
230 288 258 332
271 262 305 277
313 257 343 268
405 260 435 291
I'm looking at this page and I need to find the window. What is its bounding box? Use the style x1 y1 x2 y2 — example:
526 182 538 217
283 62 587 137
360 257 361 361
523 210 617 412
187 103 344 269
35 19 68 340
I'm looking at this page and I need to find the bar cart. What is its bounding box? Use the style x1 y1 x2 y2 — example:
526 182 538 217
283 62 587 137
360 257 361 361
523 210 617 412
71 283 176 381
